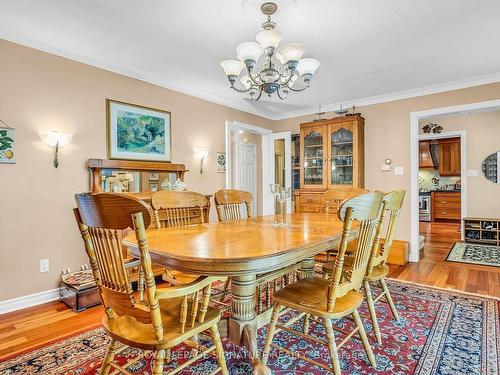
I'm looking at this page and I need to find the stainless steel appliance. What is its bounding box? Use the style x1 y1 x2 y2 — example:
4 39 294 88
419 193 431 222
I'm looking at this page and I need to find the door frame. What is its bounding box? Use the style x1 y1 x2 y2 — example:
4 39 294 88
225 121 273 215
238 142 258 216
418 130 467 240
409 99 500 262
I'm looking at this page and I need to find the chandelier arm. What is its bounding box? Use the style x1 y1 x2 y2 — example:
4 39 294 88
280 72 294 85
277 89 288 100
253 89 263 101
230 83 255 94
248 71 262 86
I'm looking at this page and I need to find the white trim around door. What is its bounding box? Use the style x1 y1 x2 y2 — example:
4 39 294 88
225 121 273 214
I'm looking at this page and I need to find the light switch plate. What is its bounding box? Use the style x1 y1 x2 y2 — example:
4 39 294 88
467 170 478 177
380 165 391 171
394 166 404 176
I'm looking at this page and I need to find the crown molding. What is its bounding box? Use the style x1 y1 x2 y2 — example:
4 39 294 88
272 72 500 120
1 23 499 122
0 24 277 120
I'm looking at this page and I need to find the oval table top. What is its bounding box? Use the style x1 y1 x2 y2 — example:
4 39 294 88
123 213 356 276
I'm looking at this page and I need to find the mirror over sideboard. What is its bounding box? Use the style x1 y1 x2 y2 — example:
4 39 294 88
87 158 188 193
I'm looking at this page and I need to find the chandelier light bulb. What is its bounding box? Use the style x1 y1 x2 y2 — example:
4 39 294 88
220 60 244 78
278 43 305 64
256 29 282 49
297 58 321 78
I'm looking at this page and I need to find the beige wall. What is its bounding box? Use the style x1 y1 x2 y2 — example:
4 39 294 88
1 37 500 301
271 83 500 243
419 111 500 217
0 40 273 301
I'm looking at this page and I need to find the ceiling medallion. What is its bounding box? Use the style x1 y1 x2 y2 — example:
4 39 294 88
220 1 320 101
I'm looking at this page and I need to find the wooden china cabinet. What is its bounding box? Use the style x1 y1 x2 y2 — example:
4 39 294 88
294 114 365 213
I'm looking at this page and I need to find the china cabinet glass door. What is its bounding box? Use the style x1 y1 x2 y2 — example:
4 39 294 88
329 125 353 186
302 129 325 187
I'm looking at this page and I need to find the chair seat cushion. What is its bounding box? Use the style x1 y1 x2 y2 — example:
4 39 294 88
273 277 363 318
103 297 221 350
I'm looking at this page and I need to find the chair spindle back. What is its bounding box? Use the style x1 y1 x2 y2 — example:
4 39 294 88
366 190 405 275
151 191 207 228
74 193 164 339
326 191 384 312
214 189 253 221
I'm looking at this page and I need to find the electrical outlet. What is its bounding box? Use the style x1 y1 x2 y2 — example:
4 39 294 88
40 258 49 273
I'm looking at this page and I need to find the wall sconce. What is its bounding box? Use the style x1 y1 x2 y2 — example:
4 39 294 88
193 147 209 174
41 131 72 168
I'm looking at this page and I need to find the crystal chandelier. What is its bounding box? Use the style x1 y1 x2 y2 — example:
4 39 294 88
220 2 320 101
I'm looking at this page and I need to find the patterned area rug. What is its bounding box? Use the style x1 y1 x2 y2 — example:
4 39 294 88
447 242 500 267
1 280 499 375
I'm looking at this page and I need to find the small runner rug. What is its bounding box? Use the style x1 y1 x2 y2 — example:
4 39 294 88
0 280 499 375
447 242 500 267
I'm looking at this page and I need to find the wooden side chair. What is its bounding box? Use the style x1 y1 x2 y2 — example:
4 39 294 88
323 190 405 344
214 189 253 220
213 189 252 300
362 190 405 344
150 191 209 288
262 191 384 375
74 193 227 375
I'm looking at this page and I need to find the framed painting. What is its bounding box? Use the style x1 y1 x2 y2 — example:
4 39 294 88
216 152 226 173
0 127 15 164
107 99 171 162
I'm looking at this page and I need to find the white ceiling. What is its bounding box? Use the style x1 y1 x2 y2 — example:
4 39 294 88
1 0 499 120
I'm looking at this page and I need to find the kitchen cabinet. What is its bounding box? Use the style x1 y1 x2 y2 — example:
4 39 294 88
419 140 435 168
432 191 461 221
438 138 461 176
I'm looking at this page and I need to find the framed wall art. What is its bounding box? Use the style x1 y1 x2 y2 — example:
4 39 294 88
0 120 15 164
216 151 226 173
107 99 171 162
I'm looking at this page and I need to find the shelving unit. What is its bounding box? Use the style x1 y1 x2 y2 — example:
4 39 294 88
464 217 500 246
294 114 365 213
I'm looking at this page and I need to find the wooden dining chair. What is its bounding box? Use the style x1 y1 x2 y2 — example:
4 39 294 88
322 190 405 345
74 193 227 375
214 189 253 221
150 191 209 288
362 190 405 344
213 189 252 300
262 191 384 375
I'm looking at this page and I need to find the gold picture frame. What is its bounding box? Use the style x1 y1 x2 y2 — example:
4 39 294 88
106 99 172 162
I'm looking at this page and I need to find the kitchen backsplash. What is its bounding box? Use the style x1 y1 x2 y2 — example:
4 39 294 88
419 169 461 191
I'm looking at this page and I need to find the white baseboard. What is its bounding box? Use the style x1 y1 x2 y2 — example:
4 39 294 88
0 288 61 315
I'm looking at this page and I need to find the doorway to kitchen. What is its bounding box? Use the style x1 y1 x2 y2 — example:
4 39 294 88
418 130 465 259
410 99 500 263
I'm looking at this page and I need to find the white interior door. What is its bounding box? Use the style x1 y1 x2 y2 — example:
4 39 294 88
268 132 292 213
238 143 257 216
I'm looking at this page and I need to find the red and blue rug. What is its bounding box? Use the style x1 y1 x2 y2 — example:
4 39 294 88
0 280 499 374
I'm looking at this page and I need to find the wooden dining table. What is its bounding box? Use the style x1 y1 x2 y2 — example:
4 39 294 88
123 213 357 374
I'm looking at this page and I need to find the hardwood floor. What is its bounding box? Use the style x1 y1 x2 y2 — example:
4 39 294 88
1 221 500 360
388 221 500 297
